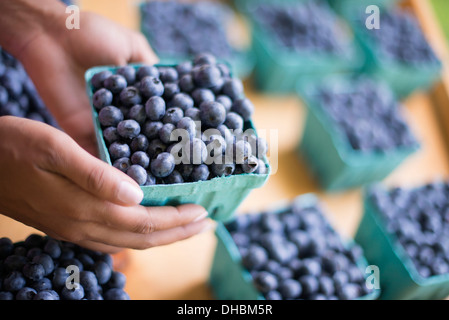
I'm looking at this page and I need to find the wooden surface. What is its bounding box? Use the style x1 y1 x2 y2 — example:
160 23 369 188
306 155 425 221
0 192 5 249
1 0 449 300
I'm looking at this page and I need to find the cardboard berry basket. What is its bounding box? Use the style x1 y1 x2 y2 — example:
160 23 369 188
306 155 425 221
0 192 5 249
296 75 419 192
337 3 442 99
234 0 365 93
209 193 381 300
84 64 270 222
355 188 449 300
138 1 255 80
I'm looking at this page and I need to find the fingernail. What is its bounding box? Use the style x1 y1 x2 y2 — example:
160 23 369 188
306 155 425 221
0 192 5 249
118 181 144 205
199 221 213 234
193 211 209 222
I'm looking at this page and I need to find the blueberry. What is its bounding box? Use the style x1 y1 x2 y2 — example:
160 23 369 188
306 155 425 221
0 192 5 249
191 88 215 105
61 284 85 300
103 126 119 145
32 254 54 276
170 92 194 111
199 101 226 128
33 289 60 300
131 151 150 169
136 65 159 81
193 53 217 66
0 292 13 300
94 261 112 285
216 95 233 112
163 82 180 100
163 107 184 125
278 279 302 299
144 172 157 186
109 142 131 161
91 70 113 90
142 121 163 140
43 239 61 259
233 140 252 164
222 78 244 101
253 271 278 294
104 288 130 300
119 86 142 107
299 275 319 297
177 117 198 139
116 66 136 85
193 64 222 89
242 245 268 270
191 164 210 182
104 75 127 94
117 119 141 139
185 138 207 165
184 107 201 121
179 74 195 93
205 134 227 158
159 123 176 144
318 276 335 297
163 170 184 185
127 165 148 186
176 61 193 77
232 98 254 121
99 106 124 127
52 267 69 290
3 271 26 292
150 152 176 178
130 134 150 153
147 139 167 159
30 278 52 292
210 156 235 177
80 271 99 292
107 271 126 289
93 88 113 110
3 255 27 272
139 76 164 98
158 67 179 83
337 283 361 300
16 287 37 300
113 157 132 173
265 290 282 300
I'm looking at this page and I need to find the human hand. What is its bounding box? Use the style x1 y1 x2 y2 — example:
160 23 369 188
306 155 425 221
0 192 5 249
0 117 211 253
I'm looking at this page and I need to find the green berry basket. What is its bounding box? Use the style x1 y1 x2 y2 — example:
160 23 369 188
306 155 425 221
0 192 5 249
84 64 270 222
337 3 442 99
296 75 420 192
139 1 255 80
354 188 449 300
209 193 381 300
235 0 365 93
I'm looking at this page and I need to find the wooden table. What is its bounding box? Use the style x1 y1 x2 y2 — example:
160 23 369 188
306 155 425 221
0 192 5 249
1 0 449 300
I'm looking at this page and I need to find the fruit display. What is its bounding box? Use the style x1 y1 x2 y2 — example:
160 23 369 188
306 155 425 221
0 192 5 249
210 195 377 300
0 234 129 300
89 53 268 187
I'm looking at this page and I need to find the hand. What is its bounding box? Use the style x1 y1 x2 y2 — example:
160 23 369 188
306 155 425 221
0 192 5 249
15 10 158 155
0 117 211 253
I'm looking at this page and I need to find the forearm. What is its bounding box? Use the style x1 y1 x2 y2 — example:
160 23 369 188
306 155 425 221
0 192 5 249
0 0 66 58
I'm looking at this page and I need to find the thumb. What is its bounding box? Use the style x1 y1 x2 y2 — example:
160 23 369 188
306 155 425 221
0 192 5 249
49 130 144 206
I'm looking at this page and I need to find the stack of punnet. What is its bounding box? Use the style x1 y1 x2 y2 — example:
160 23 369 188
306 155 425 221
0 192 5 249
86 53 270 221
0 48 58 127
355 182 449 300
0 234 129 300
210 194 379 300
298 75 419 191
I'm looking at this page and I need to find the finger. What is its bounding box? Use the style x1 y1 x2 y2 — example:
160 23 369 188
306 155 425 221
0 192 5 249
77 240 124 255
99 203 209 234
86 218 213 250
47 133 144 206
128 32 159 65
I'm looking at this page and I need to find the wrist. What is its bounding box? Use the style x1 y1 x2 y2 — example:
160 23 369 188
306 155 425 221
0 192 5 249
0 0 67 58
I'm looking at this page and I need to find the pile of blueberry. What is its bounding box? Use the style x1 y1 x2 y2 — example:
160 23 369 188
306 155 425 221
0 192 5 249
315 78 418 152
0 234 129 300
0 48 58 127
91 53 268 186
225 198 373 300
367 9 439 65
141 1 234 59
250 0 345 54
369 182 449 278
